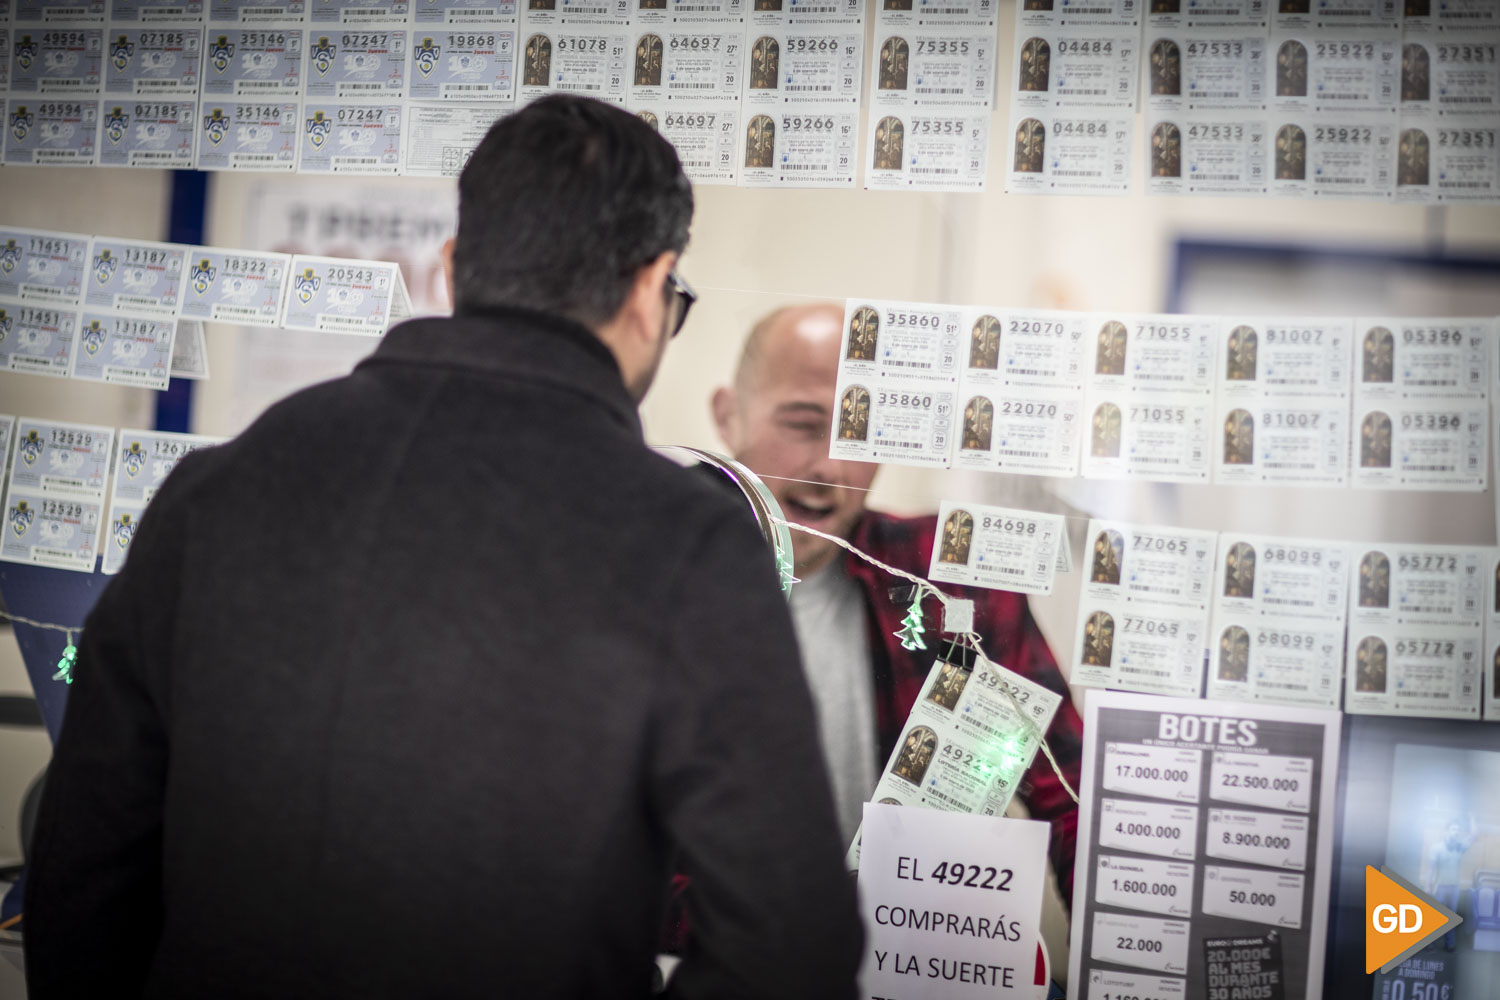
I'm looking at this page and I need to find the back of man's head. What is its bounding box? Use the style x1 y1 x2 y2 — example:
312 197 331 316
452 95 693 327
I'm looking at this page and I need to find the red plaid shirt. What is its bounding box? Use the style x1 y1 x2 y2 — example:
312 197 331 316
846 510 1083 903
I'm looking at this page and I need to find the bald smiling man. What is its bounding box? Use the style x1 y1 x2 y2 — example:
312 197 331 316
712 303 1085 903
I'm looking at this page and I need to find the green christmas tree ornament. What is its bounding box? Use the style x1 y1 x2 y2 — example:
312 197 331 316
894 594 926 651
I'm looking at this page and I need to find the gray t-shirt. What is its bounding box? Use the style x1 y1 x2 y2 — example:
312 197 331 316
788 560 877 844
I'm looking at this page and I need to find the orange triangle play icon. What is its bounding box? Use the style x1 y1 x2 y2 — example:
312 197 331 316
1366 866 1464 975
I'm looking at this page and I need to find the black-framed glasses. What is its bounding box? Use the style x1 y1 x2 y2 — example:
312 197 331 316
667 269 696 338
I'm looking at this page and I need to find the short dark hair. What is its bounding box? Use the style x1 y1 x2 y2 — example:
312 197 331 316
452 95 694 326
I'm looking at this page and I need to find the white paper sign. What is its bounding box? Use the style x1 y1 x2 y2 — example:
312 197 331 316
859 805 1049 1000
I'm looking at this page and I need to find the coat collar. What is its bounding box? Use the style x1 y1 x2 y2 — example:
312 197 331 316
359 305 642 437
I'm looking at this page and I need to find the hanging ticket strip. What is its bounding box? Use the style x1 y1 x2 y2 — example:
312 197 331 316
830 298 1495 491
0 2 1495 198
0 225 412 385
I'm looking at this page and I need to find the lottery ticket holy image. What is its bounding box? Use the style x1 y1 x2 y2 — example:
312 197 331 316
626 27 742 106
1393 115 1500 205
927 500 1063 596
1212 396 1350 486
864 110 989 191
516 29 628 104
1268 115 1396 199
1070 519 1217 701
1351 399 1488 490
629 103 739 184
1269 32 1400 117
1145 113 1268 196
1081 392 1213 483
0 302 79 378
1353 316 1490 400
739 106 857 186
1005 108 1133 195
869 26 996 110
1396 34 1500 118
1144 30 1267 115
952 383 1082 477
827 299 959 468
741 29 862 107
1069 691 1339 1000
1083 312 1216 396
1012 27 1140 111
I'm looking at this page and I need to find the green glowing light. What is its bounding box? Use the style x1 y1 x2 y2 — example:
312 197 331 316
894 597 926 652
53 643 77 685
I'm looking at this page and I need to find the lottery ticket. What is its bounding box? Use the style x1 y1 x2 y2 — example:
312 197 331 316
953 384 1082 476
1207 533 1349 707
179 247 290 324
1393 115 1500 204
864 109 989 191
928 501 1064 595
961 308 1086 390
100 495 145 575
1145 112 1269 195
1071 518 1217 699
0 488 104 573
410 29 516 102
1213 397 1350 486
1143 30 1267 114
195 99 299 171
861 657 1059 835
1352 316 1490 400
1269 32 1400 116
109 0 207 21
627 0 743 27
869 27 996 110
0 302 79 378
516 28 629 103
1005 107 1133 195
200 27 302 97
1405 0 1500 34
629 103 738 183
1 31 9 93
413 0 519 24
1081 393 1213 483
97 100 198 168
741 29 862 106
1012 27 1140 110
71 311 176 388
208 0 308 24
1084 313 1217 396
104 27 202 97
402 101 509 175
1346 624 1483 720
1484 550 1500 721
0 417 12 479
8 28 104 95
0 227 89 304
1207 614 1346 708
280 254 411 334
1273 0 1397 31
874 0 995 29
112 428 222 504
1267 115 1396 199
84 237 186 316
1351 399 1488 490
626 26 743 105
16 0 107 21
748 0 862 30
1349 542 1485 632
4 99 100 165
299 102 403 174
304 28 408 100
1216 315 1352 400
1016 0 1140 29
738 105 857 186
308 0 410 23
1398 35 1500 118
1148 0 1267 30
7 417 114 499
827 298 960 468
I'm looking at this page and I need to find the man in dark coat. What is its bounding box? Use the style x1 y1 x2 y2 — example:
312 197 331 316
24 96 862 999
